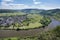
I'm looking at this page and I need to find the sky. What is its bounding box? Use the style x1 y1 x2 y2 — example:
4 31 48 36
0 0 60 10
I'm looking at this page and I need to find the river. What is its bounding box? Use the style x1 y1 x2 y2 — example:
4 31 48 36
46 18 60 30
0 18 60 38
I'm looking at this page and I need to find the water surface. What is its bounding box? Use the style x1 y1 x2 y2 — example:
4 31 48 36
46 18 60 30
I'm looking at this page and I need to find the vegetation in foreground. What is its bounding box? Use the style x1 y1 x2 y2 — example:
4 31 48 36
0 26 60 40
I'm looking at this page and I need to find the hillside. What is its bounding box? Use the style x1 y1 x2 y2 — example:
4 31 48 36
0 9 60 14
1 9 60 20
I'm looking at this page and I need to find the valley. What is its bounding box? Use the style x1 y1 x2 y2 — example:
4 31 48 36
0 9 60 40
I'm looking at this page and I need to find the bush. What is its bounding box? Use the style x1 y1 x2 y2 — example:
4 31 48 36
16 28 20 31
8 38 11 40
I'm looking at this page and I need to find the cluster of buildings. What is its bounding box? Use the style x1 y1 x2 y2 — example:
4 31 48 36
0 15 27 27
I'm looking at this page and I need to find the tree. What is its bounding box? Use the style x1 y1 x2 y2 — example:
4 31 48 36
12 22 21 29
40 16 51 27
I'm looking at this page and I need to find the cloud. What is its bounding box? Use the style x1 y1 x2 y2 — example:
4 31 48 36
1 3 60 10
34 2 41 4
33 0 41 4
1 3 30 9
0 0 60 9
1 0 14 5
1 0 31 9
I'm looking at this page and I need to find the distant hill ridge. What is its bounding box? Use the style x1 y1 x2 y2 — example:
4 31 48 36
0 9 60 15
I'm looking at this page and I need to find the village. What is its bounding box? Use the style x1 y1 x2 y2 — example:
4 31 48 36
0 15 27 27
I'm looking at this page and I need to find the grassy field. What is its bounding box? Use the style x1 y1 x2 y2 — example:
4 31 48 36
19 22 42 29
0 37 38 40
19 14 43 29
0 12 26 16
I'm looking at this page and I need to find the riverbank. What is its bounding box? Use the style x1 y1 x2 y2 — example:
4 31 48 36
0 18 60 38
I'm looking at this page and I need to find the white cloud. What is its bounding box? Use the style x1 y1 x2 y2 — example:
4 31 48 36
34 2 41 4
1 3 60 10
33 0 41 4
1 0 14 5
1 3 30 9
0 0 60 9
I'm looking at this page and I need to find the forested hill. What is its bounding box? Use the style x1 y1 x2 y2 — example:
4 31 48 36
0 9 20 13
1 8 60 20
0 9 60 14
0 9 44 13
21 9 60 15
